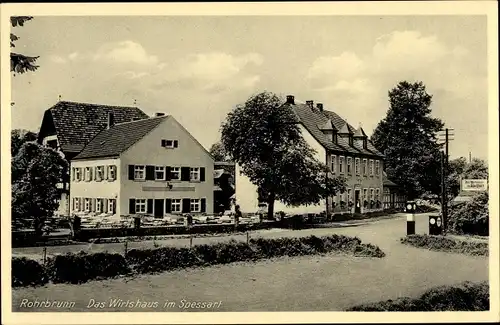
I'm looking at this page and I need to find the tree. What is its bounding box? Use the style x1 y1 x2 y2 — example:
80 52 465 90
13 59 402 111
11 16 39 75
372 81 444 199
221 91 346 219
12 142 67 237
11 129 38 157
447 157 488 199
209 141 231 162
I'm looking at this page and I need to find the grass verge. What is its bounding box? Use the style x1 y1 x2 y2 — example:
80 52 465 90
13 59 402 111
400 234 488 256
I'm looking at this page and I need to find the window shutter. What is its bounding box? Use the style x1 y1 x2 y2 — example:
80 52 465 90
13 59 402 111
128 165 135 180
161 139 166 147
72 168 75 181
174 140 178 148
182 198 190 213
89 167 93 181
146 166 155 180
165 166 171 181
165 199 171 213
200 167 205 182
181 167 190 181
103 166 108 180
79 198 83 210
147 199 153 214
91 198 96 212
103 198 108 213
201 198 206 213
129 199 136 214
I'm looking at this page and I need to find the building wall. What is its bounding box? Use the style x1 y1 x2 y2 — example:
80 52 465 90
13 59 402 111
120 117 214 216
70 158 121 215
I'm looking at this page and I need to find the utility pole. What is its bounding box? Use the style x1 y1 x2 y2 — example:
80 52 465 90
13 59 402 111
437 128 454 233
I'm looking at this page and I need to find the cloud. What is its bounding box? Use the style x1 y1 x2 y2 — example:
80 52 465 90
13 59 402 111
50 55 67 64
93 41 159 65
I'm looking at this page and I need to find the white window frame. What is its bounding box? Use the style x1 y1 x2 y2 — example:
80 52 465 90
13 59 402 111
330 154 337 173
362 159 367 175
135 199 147 214
190 198 201 212
170 167 181 181
84 198 90 212
370 188 375 201
376 188 380 201
171 199 181 213
95 198 102 213
375 160 380 176
96 166 103 181
369 160 374 176
354 158 360 175
74 197 80 211
108 165 116 181
134 165 145 180
347 157 352 174
164 140 175 148
108 199 115 214
155 166 166 180
339 156 345 174
363 189 368 201
85 167 92 181
74 168 81 181
347 188 352 202
190 167 200 182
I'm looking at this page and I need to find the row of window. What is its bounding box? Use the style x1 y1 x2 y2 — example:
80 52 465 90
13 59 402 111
73 197 116 214
331 155 380 176
128 165 206 182
73 165 117 182
129 198 207 214
333 188 381 202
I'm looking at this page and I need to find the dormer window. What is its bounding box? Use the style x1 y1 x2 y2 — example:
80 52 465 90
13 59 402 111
349 136 354 146
363 139 368 149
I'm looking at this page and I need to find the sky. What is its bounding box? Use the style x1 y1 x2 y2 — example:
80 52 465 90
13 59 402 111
11 15 488 161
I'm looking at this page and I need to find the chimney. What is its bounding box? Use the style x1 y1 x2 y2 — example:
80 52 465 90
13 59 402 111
286 95 295 105
317 103 323 111
107 112 115 129
155 112 165 117
306 100 314 109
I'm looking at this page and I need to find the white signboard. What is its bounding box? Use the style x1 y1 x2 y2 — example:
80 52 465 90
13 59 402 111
461 179 488 192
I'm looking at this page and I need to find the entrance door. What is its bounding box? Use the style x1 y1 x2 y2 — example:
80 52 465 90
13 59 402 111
354 190 361 213
154 199 164 218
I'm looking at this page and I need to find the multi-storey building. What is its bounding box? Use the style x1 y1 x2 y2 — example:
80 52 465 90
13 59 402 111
69 113 214 217
235 95 385 215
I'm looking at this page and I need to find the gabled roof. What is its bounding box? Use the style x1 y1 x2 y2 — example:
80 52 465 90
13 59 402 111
383 171 398 187
338 122 354 135
318 119 336 131
285 101 383 157
73 116 168 160
353 127 367 138
39 101 149 154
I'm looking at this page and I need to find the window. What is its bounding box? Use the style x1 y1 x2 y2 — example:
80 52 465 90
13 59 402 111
190 199 201 212
135 199 146 213
355 158 360 175
369 160 374 176
47 139 58 149
330 155 337 173
339 156 345 174
347 188 352 202
363 159 367 175
74 198 80 211
134 165 145 180
171 199 181 213
96 166 103 181
162 139 178 148
108 199 115 214
96 198 102 213
170 167 181 181
155 166 166 180
347 157 352 174
85 167 92 181
376 188 380 201
190 167 200 181
108 165 116 181
84 198 90 212
363 189 368 201
375 161 380 176
75 168 81 181
370 188 374 201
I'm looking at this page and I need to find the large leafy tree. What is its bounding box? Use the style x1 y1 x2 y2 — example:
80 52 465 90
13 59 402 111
12 142 67 236
221 91 346 219
209 141 231 162
372 81 444 199
11 16 39 75
11 129 38 157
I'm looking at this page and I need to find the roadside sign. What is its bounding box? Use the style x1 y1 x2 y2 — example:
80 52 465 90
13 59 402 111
430 218 436 225
436 217 442 227
461 179 488 192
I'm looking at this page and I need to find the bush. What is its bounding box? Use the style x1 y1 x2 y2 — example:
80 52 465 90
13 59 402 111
347 281 489 311
12 257 49 287
448 192 489 236
47 251 131 284
401 234 488 256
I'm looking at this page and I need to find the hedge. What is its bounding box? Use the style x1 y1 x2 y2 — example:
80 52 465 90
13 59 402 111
448 192 489 236
12 257 49 287
400 234 488 256
347 281 489 311
12 234 385 287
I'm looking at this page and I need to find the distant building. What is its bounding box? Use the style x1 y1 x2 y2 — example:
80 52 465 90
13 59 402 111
69 113 214 217
235 95 385 216
382 172 406 210
37 101 149 216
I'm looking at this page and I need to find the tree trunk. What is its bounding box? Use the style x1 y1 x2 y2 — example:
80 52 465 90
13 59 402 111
267 192 275 220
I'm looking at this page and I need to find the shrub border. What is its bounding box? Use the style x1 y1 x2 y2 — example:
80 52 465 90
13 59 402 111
400 234 488 256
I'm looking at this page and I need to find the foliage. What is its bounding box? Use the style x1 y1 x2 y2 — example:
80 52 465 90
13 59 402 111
448 192 489 236
11 142 68 236
11 129 38 157
12 257 49 287
347 281 489 311
209 141 231 162
11 16 39 75
371 81 444 199
400 234 488 256
447 157 488 199
221 91 346 218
